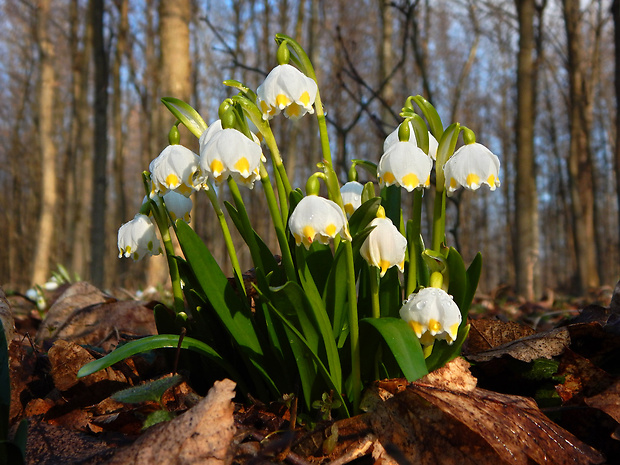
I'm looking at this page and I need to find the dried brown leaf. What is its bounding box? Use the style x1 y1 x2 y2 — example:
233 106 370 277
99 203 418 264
103 378 236 465
466 326 570 363
368 358 604 465
466 318 536 354
585 379 620 424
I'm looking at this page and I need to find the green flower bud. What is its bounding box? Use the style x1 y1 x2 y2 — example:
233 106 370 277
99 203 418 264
168 123 180 145
306 173 322 196
219 101 236 129
462 126 476 145
277 41 290 65
398 119 411 142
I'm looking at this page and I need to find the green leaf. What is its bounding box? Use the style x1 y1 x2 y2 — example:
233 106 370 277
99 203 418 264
77 335 242 387
174 220 261 354
409 114 430 154
143 409 176 429
348 197 381 236
465 253 482 313
112 374 183 404
411 95 444 140
161 97 207 138
361 318 428 382
425 324 470 372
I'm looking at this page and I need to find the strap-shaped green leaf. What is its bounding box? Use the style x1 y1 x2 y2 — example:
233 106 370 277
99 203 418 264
161 97 207 138
361 318 428 382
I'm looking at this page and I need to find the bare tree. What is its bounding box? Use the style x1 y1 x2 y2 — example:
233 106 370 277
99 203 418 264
562 0 600 292
32 0 57 285
514 0 543 300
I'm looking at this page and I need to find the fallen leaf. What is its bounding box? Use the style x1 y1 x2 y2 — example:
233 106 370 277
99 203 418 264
104 378 236 465
555 349 615 403
368 358 604 465
466 318 536 355
585 379 620 425
466 327 570 363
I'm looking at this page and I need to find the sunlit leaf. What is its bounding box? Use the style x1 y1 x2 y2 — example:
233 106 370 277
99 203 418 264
161 97 207 138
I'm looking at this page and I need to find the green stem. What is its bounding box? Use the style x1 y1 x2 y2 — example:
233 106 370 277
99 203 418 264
262 130 291 219
344 241 360 414
370 267 380 319
314 90 332 166
406 189 423 295
204 182 246 296
149 202 185 313
431 189 446 253
259 163 297 282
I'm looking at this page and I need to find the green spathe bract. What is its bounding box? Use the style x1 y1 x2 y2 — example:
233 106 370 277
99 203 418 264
99 35 499 418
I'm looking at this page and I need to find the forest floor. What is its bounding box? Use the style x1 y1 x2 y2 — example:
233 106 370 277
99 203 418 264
4 280 620 464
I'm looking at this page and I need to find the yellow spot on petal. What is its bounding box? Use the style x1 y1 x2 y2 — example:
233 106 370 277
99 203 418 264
166 173 180 188
487 174 496 185
293 233 302 245
133 252 139 260
429 319 442 333
420 331 436 346
425 176 431 186
379 259 390 276
466 173 480 187
299 91 311 107
275 94 290 108
285 103 301 118
401 173 420 189
408 320 424 338
234 157 250 175
398 260 405 271
344 204 355 216
450 323 460 337
125 246 132 254
211 159 224 176
303 225 316 242
382 172 396 184
325 224 337 236
177 184 192 197
147 240 154 251
450 178 458 189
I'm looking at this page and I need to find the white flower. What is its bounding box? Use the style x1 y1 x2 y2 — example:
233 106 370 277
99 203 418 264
117 214 162 261
340 181 364 218
443 142 501 195
199 128 264 188
162 190 193 222
377 141 433 192
289 195 352 249
149 145 201 198
384 122 439 160
399 287 462 345
360 217 407 277
257 64 318 120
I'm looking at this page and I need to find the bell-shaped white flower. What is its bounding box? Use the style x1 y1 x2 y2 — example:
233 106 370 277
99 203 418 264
257 64 318 120
399 287 462 345
360 217 407 277
377 141 433 192
149 145 201 198
199 128 264 188
340 181 364 218
162 190 192 222
384 122 439 160
443 142 501 195
117 214 162 261
289 195 352 249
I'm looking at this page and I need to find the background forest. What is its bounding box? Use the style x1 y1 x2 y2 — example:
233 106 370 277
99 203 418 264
1 0 618 302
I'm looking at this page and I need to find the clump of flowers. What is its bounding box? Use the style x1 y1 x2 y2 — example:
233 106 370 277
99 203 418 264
81 35 500 418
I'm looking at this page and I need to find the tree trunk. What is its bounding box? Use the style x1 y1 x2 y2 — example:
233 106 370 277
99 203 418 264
32 0 57 286
612 0 620 268
562 0 600 292
146 0 192 286
90 0 109 288
514 0 540 301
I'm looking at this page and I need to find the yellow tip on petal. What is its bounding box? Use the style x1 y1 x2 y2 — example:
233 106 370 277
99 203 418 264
299 91 311 107
275 94 291 108
382 172 396 184
379 259 390 276
428 319 442 333
344 203 355 216
408 320 424 338
165 173 180 188
466 173 480 187
487 174 496 185
302 225 316 242
211 159 224 176
325 223 337 236
450 323 460 337
401 173 420 189
234 157 250 175
450 178 458 189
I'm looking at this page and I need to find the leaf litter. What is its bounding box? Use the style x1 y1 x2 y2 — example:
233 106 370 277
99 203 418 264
4 281 620 464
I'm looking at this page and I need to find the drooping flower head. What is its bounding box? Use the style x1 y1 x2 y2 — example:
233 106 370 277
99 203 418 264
149 145 201 198
384 121 439 160
257 64 318 120
199 128 265 188
443 142 500 195
117 214 162 261
161 190 193 223
340 181 364 218
360 215 407 277
289 195 351 249
377 141 433 192
399 287 462 346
